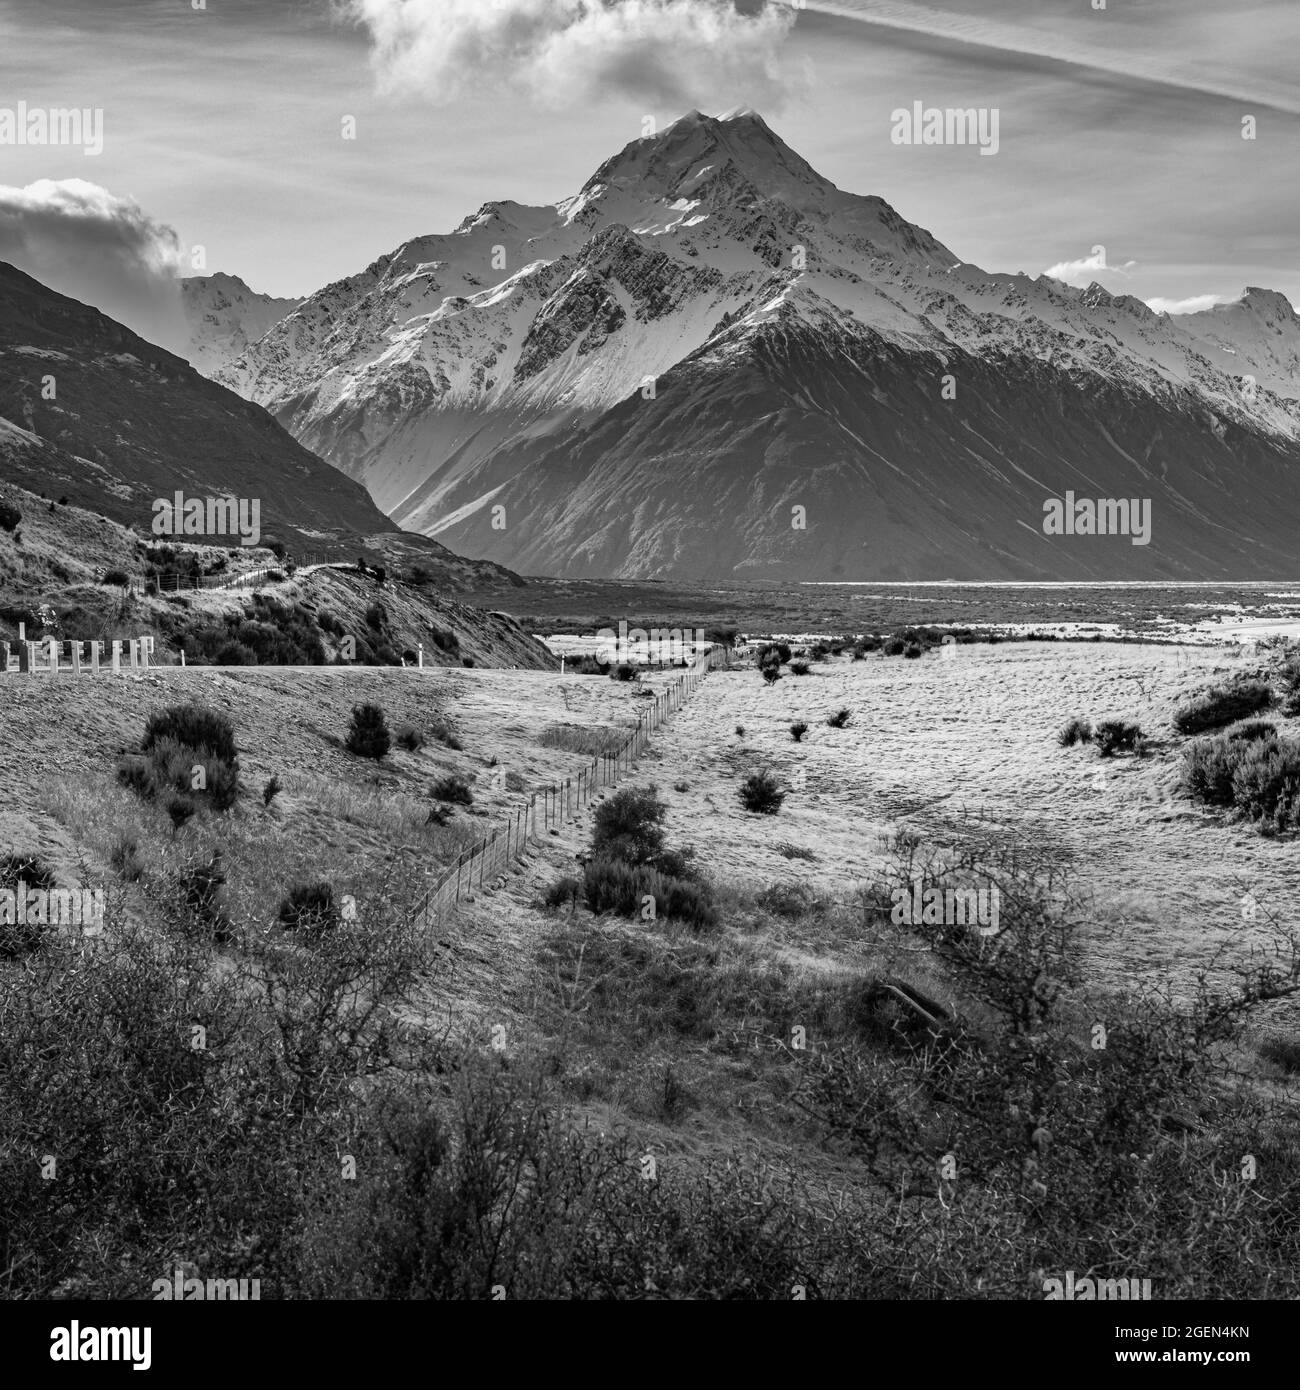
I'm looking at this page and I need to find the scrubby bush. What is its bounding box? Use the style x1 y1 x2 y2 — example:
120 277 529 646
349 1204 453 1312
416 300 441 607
1227 720 1277 744
166 794 196 834
120 706 241 814
582 856 717 930
346 703 391 760
180 854 231 944
1095 719 1143 757
610 662 637 682
789 660 811 676
365 602 387 631
1228 736 1300 833
882 637 905 656
263 774 283 807
592 785 667 866
826 708 851 729
1180 736 1242 807
109 835 143 882
789 721 808 742
739 771 784 815
543 876 581 910
902 642 923 660
0 501 21 532
396 726 425 753
143 705 238 763
278 882 340 935
761 664 782 687
1174 681 1273 736
430 719 463 752
430 775 473 806
1058 717 1093 747
102 569 130 587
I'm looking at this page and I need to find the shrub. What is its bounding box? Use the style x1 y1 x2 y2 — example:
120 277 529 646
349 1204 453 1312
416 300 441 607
826 708 852 729
166 794 197 834
735 725 745 737
430 775 473 806
430 719 463 752
109 835 143 882
346 703 391 760
102 569 130 587
582 856 716 929
902 643 923 660
610 663 637 682
0 501 21 532
882 637 905 656
1227 720 1277 744
739 771 784 815
591 785 666 866
1174 681 1273 736
278 882 340 935
143 705 237 763
1095 719 1142 757
430 626 460 654
263 774 283 807
789 721 808 742
266 539 287 560
1058 717 1093 747
789 660 811 676
365 603 386 631
543 876 582 910
1259 1037 1300 1074
180 855 231 944
0 852 56 957
761 664 782 686
1180 735 1241 807
775 841 818 861
396 726 425 753
1229 736 1300 832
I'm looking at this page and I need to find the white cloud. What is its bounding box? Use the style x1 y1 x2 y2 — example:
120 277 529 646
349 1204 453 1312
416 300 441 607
0 179 187 352
1145 294 1232 316
1042 247 1137 289
346 0 799 109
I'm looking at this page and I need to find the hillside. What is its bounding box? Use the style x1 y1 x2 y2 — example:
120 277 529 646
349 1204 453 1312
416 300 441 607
0 481 556 670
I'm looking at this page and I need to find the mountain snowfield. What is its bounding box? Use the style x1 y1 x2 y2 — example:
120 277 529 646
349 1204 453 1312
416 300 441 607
202 109 1300 580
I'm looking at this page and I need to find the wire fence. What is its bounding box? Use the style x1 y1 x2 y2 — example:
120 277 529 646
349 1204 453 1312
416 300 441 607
412 643 732 932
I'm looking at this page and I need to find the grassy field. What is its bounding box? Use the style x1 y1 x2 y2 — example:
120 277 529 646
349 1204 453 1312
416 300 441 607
3 642 1300 1299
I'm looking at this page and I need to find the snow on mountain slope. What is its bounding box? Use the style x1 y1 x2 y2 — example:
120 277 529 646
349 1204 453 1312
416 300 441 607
208 109 1300 579
182 272 302 378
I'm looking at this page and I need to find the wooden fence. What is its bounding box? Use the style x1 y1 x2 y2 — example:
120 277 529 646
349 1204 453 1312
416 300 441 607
2 635 156 676
412 643 731 931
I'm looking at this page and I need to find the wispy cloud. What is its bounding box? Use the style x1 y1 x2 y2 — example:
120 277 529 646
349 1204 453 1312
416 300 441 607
0 178 186 351
802 0 1300 116
1042 247 1136 289
345 0 799 108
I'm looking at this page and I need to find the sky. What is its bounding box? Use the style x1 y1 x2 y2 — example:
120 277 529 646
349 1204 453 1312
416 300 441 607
0 0 1295 332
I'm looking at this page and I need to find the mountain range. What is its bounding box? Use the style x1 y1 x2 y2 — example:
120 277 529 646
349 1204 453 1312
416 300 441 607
51 110 1300 579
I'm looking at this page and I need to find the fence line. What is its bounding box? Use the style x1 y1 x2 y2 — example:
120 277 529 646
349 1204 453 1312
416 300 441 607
2 634 156 676
413 643 732 932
